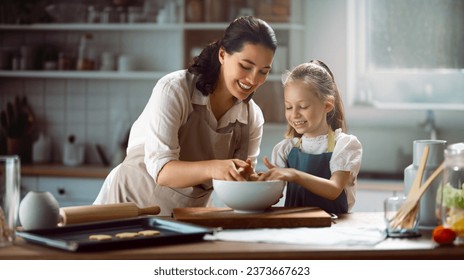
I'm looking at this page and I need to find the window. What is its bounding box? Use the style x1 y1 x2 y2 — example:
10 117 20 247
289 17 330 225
348 0 464 110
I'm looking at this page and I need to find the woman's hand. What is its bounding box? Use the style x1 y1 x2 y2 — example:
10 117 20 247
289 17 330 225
237 159 256 181
159 158 252 187
210 159 251 181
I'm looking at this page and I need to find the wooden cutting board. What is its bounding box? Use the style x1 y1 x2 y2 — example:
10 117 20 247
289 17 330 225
172 207 333 229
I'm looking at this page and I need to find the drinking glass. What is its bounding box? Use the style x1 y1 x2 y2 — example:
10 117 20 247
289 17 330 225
384 195 421 238
0 155 20 247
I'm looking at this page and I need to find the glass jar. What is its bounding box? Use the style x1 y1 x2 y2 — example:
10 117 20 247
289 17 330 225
438 143 464 244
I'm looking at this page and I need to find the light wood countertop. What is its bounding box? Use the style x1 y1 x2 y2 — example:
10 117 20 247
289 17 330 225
2 212 463 260
21 163 111 179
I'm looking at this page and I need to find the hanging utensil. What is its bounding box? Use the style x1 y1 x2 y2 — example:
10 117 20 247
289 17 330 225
0 110 8 134
2 96 37 139
6 101 16 137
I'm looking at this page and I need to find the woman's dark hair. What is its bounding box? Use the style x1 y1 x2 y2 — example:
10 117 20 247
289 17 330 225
188 16 277 96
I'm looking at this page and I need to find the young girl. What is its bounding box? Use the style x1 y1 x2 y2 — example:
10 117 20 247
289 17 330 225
260 60 362 213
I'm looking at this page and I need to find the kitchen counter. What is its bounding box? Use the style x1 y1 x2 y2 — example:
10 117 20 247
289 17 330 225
21 164 111 179
1 212 463 260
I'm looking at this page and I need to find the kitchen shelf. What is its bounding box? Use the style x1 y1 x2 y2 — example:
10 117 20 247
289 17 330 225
182 22 305 30
0 22 304 31
0 70 167 80
21 163 111 179
0 23 182 31
0 0 305 78
0 70 283 81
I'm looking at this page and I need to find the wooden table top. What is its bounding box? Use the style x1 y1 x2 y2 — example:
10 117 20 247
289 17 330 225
1 212 463 260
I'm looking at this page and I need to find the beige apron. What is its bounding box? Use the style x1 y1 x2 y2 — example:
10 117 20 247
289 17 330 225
104 102 249 216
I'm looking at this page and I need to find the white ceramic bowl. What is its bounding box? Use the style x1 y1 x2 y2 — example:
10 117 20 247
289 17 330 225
212 179 285 213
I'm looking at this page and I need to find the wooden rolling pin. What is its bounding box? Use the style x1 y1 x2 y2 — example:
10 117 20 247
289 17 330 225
59 202 161 225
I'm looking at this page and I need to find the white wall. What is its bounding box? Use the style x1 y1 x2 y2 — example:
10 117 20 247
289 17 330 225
2 0 462 174
292 0 464 174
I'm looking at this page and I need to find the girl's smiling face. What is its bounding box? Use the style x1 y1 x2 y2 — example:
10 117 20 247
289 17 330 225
218 42 274 101
284 81 334 138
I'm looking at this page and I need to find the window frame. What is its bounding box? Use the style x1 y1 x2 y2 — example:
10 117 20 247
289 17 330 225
347 0 464 111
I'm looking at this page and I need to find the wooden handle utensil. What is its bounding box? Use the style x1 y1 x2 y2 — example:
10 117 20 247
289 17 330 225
390 145 445 229
59 202 161 225
390 145 430 229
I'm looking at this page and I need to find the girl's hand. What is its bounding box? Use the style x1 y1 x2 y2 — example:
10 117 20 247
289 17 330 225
258 156 295 182
210 159 250 181
262 156 275 169
258 167 295 182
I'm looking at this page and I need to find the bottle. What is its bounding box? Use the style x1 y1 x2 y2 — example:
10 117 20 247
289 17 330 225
63 134 85 166
32 133 51 163
117 6 127 23
404 139 446 228
438 142 464 244
58 52 71 70
100 52 115 71
76 33 95 71
100 6 115 23
186 0 203 22
87 5 100 23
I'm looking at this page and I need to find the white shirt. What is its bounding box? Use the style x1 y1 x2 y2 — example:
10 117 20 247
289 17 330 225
128 70 265 182
270 128 362 211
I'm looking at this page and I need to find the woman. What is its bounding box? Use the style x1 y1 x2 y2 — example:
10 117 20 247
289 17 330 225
94 16 277 215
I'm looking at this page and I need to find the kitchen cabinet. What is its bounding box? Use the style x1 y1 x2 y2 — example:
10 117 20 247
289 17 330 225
20 164 109 207
351 179 404 212
0 0 305 165
21 176 104 207
0 0 304 85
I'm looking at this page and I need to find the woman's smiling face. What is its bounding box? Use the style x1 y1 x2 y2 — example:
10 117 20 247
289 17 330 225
218 42 274 101
284 81 334 137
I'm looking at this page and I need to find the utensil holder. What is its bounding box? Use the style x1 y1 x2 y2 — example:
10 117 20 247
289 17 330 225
7 137 32 164
404 139 446 228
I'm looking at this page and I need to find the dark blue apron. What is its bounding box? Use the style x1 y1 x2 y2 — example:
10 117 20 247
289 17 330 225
284 130 348 214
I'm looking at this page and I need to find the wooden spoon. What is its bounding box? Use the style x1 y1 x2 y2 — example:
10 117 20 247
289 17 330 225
390 145 429 229
392 162 444 229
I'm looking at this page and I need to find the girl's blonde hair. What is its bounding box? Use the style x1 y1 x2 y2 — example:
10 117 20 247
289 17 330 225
282 60 346 138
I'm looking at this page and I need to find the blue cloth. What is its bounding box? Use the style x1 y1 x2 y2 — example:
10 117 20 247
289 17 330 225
284 147 348 214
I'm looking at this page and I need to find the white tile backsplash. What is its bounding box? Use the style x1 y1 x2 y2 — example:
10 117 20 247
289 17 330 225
87 108 108 124
1 0 461 179
45 80 65 96
44 107 65 126
1 76 462 173
0 78 151 165
66 109 86 124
